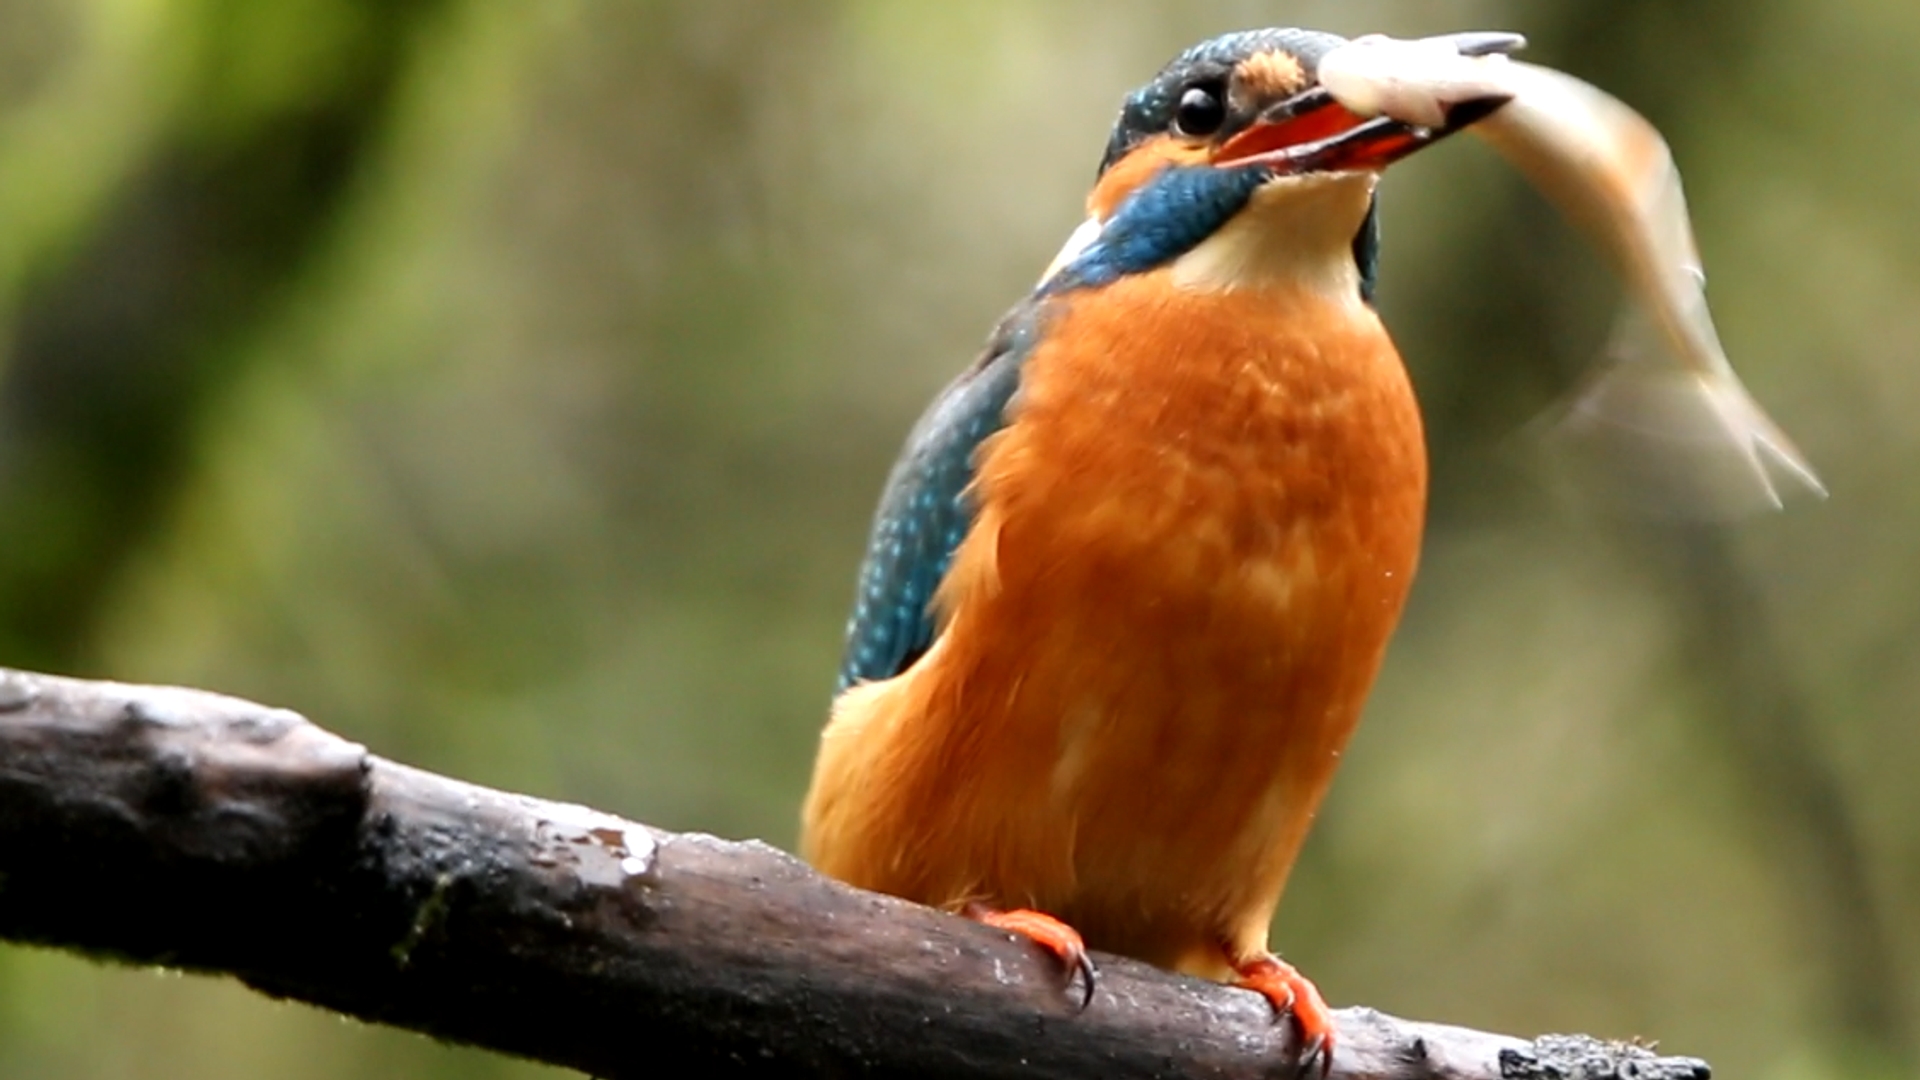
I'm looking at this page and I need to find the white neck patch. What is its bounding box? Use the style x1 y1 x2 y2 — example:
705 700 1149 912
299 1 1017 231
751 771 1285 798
1037 216 1105 286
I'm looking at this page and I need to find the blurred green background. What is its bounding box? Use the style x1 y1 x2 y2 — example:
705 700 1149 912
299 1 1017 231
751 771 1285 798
0 0 1912 1076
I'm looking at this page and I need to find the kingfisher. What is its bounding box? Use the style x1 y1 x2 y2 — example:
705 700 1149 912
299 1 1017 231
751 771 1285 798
802 26 1520 1065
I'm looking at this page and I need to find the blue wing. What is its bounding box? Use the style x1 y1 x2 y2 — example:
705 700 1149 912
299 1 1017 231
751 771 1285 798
837 303 1041 691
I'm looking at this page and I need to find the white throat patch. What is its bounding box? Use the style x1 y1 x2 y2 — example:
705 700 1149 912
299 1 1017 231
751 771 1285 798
1169 173 1376 299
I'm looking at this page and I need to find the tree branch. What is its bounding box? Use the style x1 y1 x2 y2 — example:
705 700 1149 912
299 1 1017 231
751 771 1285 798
0 667 1709 1080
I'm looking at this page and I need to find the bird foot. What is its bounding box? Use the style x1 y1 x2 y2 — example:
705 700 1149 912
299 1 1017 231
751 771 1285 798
1233 953 1335 1078
963 903 1097 1008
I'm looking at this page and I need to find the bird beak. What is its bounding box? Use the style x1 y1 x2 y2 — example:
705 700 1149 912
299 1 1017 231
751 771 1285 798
1212 30 1524 174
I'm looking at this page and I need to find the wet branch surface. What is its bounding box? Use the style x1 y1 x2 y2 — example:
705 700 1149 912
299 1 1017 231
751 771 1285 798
0 668 1709 1080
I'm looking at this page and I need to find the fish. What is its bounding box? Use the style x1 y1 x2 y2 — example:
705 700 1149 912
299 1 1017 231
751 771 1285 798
1318 33 1826 515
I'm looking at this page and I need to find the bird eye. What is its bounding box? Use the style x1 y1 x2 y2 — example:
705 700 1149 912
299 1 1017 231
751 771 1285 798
1173 84 1226 138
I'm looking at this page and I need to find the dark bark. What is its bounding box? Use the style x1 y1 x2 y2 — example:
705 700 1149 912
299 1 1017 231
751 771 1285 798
0 667 1710 1080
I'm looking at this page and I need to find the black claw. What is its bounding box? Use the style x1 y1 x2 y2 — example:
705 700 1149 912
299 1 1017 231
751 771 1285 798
1292 1033 1332 1080
1071 952 1099 1010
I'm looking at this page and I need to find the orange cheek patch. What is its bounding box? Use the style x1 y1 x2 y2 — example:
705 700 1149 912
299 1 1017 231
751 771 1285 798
1236 51 1307 100
1087 135 1208 220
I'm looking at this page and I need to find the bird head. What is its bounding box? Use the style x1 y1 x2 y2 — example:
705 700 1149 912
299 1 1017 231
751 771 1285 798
1042 28 1522 298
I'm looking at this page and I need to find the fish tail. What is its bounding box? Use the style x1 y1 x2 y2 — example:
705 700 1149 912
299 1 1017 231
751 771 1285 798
1534 303 1826 517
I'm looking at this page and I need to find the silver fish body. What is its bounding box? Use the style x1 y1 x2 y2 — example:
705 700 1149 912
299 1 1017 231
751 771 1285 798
1321 36 1825 514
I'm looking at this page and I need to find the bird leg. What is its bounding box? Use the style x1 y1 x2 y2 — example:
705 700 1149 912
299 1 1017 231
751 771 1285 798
962 902 1098 1009
1232 951 1335 1077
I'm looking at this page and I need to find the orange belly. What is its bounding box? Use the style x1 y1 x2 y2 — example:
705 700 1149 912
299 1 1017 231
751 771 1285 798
802 270 1426 977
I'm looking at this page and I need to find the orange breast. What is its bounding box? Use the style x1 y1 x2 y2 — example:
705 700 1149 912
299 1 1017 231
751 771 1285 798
803 271 1426 976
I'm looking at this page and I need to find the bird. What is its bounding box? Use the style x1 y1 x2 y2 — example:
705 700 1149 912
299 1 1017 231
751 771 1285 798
801 26 1519 1065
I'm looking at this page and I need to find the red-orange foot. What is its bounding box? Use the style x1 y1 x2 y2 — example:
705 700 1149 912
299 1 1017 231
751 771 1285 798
1234 953 1335 1077
963 903 1097 1008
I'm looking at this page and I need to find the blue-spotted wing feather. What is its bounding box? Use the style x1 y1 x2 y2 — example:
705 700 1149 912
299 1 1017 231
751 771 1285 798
837 306 1039 692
